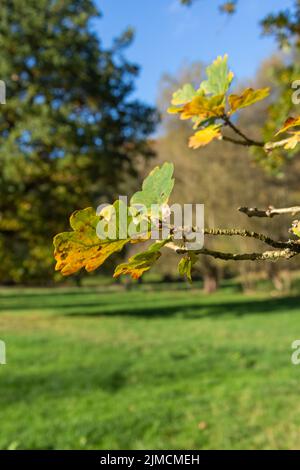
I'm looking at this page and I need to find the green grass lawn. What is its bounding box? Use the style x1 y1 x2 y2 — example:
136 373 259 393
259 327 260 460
1 284 300 450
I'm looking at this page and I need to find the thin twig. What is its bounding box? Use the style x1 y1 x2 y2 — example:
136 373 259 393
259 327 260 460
223 115 265 148
166 242 298 261
239 206 300 218
203 228 297 250
222 135 251 147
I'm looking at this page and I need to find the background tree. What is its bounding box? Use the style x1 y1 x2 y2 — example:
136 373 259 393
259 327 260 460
0 0 157 284
180 0 300 171
154 59 300 291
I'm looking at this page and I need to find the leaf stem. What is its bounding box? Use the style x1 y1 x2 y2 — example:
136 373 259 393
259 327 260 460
222 115 265 147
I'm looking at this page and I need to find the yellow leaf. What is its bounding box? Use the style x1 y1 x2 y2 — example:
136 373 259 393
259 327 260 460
228 87 270 113
167 105 184 114
53 206 129 276
265 131 300 152
283 132 300 150
181 94 225 120
275 116 300 135
189 125 222 149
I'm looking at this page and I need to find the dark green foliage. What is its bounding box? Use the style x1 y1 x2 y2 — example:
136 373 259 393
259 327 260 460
0 0 158 283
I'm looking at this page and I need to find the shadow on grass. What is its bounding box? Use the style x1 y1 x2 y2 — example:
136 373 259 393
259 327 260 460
2 287 300 320
0 363 129 406
63 295 300 319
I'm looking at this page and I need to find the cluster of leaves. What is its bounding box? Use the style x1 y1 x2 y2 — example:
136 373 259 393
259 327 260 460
54 55 300 282
168 55 300 154
168 55 269 149
54 163 194 281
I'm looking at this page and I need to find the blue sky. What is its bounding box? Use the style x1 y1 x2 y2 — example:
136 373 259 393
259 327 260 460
96 0 293 105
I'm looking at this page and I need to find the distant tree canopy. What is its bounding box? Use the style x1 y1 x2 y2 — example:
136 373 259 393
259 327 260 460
156 60 300 290
0 0 158 284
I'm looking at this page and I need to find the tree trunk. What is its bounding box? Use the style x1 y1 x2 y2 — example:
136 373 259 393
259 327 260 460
203 271 219 294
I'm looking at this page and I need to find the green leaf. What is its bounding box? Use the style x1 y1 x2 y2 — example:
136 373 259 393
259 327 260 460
199 54 234 96
130 162 175 211
228 87 270 113
171 83 198 105
114 240 168 280
178 253 198 282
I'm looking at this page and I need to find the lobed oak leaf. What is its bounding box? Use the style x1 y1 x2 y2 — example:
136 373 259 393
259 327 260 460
171 83 198 105
189 125 222 149
199 54 234 96
181 94 225 120
130 162 174 211
275 116 300 136
54 206 130 276
113 240 168 280
228 87 270 113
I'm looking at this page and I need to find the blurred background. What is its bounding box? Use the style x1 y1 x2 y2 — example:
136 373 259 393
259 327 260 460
1 0 300 450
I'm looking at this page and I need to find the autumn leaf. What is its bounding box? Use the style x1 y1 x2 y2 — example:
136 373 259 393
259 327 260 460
199 54 234 96
178 253 198 282
189 125 222 149
113 240 168 280
291 221 300 238
275 116 300 135
228 87 270 113
265 116 300 152
281 132 300 150
54 163 175 277
167 105 184 114
54 204 130 276
130 162 174 211
181 94 225 120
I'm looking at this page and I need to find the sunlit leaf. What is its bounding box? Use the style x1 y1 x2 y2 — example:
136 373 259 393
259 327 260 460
275 116 300 135
181 94 225 120
171 83 198 105
292 221 300 238
189 124 222 149
130 162 174 211
113 240 168 280
167 105 184 114
282 132 300 150
54 207 129 276
199 54 234 96
228 87 270 113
